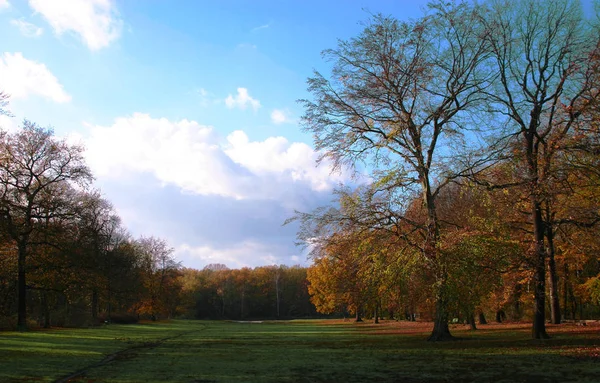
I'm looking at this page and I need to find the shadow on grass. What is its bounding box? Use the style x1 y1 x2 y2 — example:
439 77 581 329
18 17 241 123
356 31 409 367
1 320 599 383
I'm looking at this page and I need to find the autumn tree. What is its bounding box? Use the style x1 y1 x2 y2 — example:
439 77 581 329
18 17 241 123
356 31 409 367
475 0 600 338
307 230 382 321
73 190 125 321
136 236 180 320
0 122 92 330
299 3 492 340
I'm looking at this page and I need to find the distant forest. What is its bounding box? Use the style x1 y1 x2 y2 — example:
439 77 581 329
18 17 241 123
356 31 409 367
0 118 317 329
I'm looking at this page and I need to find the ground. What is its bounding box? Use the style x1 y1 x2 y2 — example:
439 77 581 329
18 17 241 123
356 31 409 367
1 319 599 382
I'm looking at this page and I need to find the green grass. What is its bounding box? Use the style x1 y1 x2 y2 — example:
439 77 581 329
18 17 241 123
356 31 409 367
1 320 599 382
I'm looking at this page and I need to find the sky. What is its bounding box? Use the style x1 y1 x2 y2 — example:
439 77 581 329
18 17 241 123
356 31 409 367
0 0 432 269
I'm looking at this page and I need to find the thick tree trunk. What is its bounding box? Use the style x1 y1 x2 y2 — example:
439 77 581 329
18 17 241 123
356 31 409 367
478 311 487 325
546 223 561 324
428 283 453 341
424 188 453 342
355 309 363 322
532 199 550 339
496 310 505 323
374 305 379 324
17 241 27 331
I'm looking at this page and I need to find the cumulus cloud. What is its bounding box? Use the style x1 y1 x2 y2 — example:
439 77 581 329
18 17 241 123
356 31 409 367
270 109 292 124
11 19 43 37
225 88 261 111
176 241 297 269
225 130 343 192
83 113 353 268
85 113 346 201
0 52 71 103
29 0 122 50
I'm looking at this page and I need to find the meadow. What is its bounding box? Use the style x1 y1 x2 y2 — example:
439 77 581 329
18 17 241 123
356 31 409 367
1 320 599 382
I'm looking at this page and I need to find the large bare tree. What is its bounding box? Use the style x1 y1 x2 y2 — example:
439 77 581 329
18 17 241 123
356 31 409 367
299 2 492 341
477 0 600 339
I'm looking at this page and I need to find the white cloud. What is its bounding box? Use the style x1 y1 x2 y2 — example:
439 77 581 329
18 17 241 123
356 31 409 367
0 0 9 10
225 88 261 111
225 130 343 192
271 109 293 124
0 52 71 103
84 113 346 200
11 19 43 37
29 0 122 50
176 241 306 269
251 23 270 32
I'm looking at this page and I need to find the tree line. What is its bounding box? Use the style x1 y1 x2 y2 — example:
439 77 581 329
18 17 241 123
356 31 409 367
292 0 600 340
0 97 317 328
0 117 185 329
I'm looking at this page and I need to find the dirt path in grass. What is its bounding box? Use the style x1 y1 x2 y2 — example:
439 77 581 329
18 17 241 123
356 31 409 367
53 323 207 383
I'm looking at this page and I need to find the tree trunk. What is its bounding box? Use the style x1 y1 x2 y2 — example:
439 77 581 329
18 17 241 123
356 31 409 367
467 312 477 330
107 283 112 324
512 283 522 321
495 310 505 323
532 198 550 339
478 311 487 325
374 304 379 324
424 190 453 342
17 241 27 331
41 290 50 328
355 309 363 322
91 290 98 324
563 262 569 320
546 222 561 324
570 292 577 321
428 282 453 341
275 274 280 318
240 289 245 320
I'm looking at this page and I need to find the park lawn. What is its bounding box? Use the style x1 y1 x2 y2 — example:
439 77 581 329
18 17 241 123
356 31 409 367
1 320 599 383
0 320 193 382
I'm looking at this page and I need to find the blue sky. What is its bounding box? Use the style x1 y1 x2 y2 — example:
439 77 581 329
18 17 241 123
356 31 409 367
0 0 429 269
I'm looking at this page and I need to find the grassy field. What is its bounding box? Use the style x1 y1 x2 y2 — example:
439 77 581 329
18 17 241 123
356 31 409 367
1 319 599 382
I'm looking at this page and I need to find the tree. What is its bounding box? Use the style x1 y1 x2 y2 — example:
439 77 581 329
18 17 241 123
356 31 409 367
476 0 600 338
307 230 382 321
0 121 92 330
299 3 491 340
74 190 124 322
136 236 180 320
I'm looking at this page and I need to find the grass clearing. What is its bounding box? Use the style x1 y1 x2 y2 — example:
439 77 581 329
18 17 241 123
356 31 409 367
1 320 599 382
